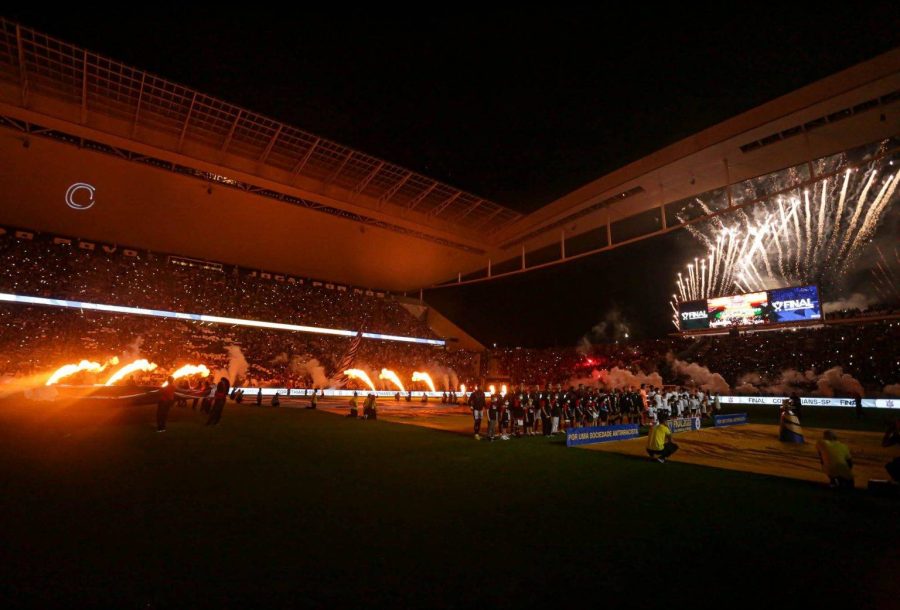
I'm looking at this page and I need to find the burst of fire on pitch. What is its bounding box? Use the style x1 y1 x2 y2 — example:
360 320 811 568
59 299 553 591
104 359 158 386
162 364 211 386
411 371 436 393
344 369 377 392
379 368 406 393
45 356 120 386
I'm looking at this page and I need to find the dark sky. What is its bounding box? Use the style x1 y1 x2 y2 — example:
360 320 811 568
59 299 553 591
5 7 899 210
6 8 899 347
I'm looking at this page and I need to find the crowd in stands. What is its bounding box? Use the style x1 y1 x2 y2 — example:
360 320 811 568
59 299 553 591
490 321 899 396
0 229 897 396
0 231 435 338
0 306 479 389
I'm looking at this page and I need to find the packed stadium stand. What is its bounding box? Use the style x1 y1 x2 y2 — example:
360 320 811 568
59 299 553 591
2 223 896 396
0 228 481 387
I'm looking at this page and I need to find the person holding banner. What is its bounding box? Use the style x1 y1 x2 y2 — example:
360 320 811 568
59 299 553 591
646 413 679 463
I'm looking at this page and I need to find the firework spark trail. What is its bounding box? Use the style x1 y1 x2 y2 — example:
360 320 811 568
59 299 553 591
812 177 829 266
688 264 696 300
835 169 877 262
747 223 775 283
771 205 788 283
700 258 706 297
671 148 898 305
711 244 721 295
803 189 813 270
857 172 900 247
788 198 803 278
875 260 898 296
727 232 747 291
825 170 853 262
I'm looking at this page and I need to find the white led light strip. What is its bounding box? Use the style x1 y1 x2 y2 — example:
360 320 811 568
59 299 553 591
0 292 445 346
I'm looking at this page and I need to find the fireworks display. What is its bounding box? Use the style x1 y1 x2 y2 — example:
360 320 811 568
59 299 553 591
671 148 899 326
871 245 900 301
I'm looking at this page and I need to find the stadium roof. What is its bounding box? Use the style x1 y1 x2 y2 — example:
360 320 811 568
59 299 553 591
0 18 897 291
0 18 521 236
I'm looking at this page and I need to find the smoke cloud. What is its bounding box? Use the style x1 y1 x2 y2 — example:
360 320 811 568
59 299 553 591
291 357 328 389
569 367 663 391
578 308 630 352
220 345 248 385
815 366 864 397
823 293 872 313
24 385 59 401
428 363 458 391
122 336 143 361
667 355 730 393
735 366 864 397
883 383 900 397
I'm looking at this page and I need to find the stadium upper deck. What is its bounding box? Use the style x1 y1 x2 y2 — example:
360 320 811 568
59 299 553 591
0 18 897 291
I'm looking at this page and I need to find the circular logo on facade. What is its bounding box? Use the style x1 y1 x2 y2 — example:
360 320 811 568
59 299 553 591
65 183 96 210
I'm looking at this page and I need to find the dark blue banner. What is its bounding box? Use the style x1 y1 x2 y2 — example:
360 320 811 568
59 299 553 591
566 424 639 447
668 417 701 434
714 413 749 427
766 285 822 323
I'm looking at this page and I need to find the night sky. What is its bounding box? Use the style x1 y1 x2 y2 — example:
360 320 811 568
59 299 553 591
5 8 899 346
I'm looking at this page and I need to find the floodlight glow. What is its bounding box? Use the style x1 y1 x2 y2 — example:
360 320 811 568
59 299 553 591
0 292 445 346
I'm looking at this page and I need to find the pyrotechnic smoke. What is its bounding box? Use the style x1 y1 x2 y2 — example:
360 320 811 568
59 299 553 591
24 386 59 401
816 366 865 397
666 355 730 393
736 366 864 397
291 357 329 389
822 293 873 314
225 345 248 385
671 147 899 310
412 371 437 393
379 369 405 393
569 367 663 390
883 383 900 396
428 363 458 391
122 336 143 361
734 372 764 395
580 308 631 347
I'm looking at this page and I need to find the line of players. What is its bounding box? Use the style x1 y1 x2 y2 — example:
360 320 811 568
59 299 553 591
467 383 723 441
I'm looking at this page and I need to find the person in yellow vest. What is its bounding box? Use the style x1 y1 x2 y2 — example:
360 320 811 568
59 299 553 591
646 412 679 463
348 391 359 418
815 430 854 489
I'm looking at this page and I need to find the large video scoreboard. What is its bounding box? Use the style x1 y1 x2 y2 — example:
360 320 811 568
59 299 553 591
677 285 823 331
